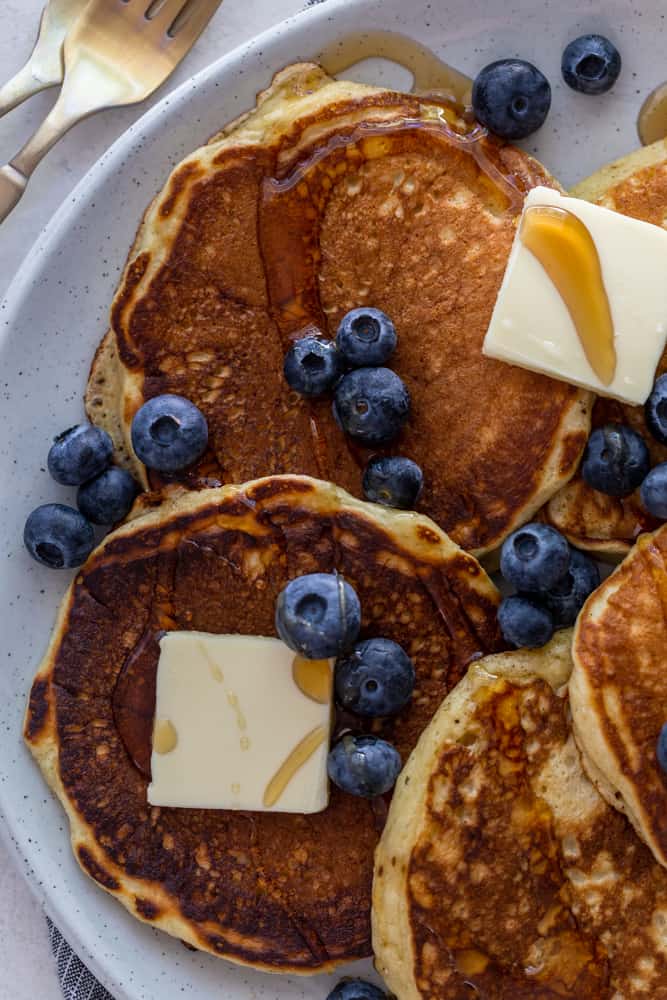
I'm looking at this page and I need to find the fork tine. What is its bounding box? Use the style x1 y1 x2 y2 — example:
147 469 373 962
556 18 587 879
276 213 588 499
144 0 189 22
164 0 222 48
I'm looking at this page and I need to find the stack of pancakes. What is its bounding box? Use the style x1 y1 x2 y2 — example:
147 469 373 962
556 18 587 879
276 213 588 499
23 61 667 994
374 631 667 998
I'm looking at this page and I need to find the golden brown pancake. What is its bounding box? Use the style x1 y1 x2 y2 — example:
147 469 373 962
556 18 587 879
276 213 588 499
544 139 667 558
571 523 667 869
373 632 667 999
24 475 501 972
85 62 591 557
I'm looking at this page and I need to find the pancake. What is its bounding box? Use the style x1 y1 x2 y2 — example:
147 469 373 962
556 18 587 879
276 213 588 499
24 474 502 973
544 139 667 559
85 62 592 558
571 523 667 869
373 632 667 999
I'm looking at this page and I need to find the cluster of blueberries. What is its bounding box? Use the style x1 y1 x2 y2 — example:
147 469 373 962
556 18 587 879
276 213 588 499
284 307 423 511
472 34 621 141
23 393 209 569
24 424 140 569
275 571 412 801
497 523 599 649
497 376 667 649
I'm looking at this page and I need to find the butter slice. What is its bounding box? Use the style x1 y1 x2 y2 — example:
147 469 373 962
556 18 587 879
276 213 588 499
483 186 667 404
148 633 332 813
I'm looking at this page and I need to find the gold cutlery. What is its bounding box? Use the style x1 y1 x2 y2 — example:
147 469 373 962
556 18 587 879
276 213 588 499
0 0 88 118
0 0 223 223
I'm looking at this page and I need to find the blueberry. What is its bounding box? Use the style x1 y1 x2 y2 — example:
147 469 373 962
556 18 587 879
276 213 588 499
24 503 95 569
645 374 667 445
640 463 667 520
542 547 600 627
582 424 650 498
333 368 410 446
336 308 397 368
77 466 140 524
335 638 415 718
561 35 621 95
47 423 113 486
362 455 423 509
131 394 208 472
472 59 551 140
275 573 361 659
498 595 554 649
657 722 667 774
327 980 387 1000
500 522 570 593
327 734 402 798
283 335 342 397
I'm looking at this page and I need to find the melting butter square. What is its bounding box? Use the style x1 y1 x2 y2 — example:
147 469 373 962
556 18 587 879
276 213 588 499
483 186 667 404
148 633 332 813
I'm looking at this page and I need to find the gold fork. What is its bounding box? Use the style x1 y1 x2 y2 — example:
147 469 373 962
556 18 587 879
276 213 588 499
0 0 223 223
0 0 88 117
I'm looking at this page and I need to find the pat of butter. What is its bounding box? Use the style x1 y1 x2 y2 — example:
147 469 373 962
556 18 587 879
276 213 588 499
483 185 667 404
148 633 332 813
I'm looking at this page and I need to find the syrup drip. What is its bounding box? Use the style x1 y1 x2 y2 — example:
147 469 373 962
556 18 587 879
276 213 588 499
520 205 616 385
262 117 525 341
292 655 333 704
260 111 525 480
638 81 667 146
263 725 327 807
317 29 473 108
153 718 177 754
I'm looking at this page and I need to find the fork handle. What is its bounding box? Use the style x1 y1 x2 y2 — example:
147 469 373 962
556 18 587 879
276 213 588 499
0 60 56 119
0 81 93 224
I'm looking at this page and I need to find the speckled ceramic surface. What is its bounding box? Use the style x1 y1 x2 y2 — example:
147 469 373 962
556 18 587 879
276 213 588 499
1 0 665 997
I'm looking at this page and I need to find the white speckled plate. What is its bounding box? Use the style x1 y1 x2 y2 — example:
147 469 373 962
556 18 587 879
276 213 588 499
0 0 664 997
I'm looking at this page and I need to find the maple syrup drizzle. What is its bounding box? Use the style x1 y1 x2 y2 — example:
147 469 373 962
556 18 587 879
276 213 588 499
226 690 247 732
263 725 327 807
292 655 332 704
257 35 528 482
520 205 616 385
317 29 473 108
153 718 178 755
262 116 524 342
638 81 667 146
199 641 224 683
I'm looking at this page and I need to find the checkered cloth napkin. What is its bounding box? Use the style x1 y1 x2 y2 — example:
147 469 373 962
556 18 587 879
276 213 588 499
47 1 327 997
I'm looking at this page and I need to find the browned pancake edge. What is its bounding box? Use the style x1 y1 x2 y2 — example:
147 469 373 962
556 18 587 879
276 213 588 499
25 474 502 973
86 62 591 557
